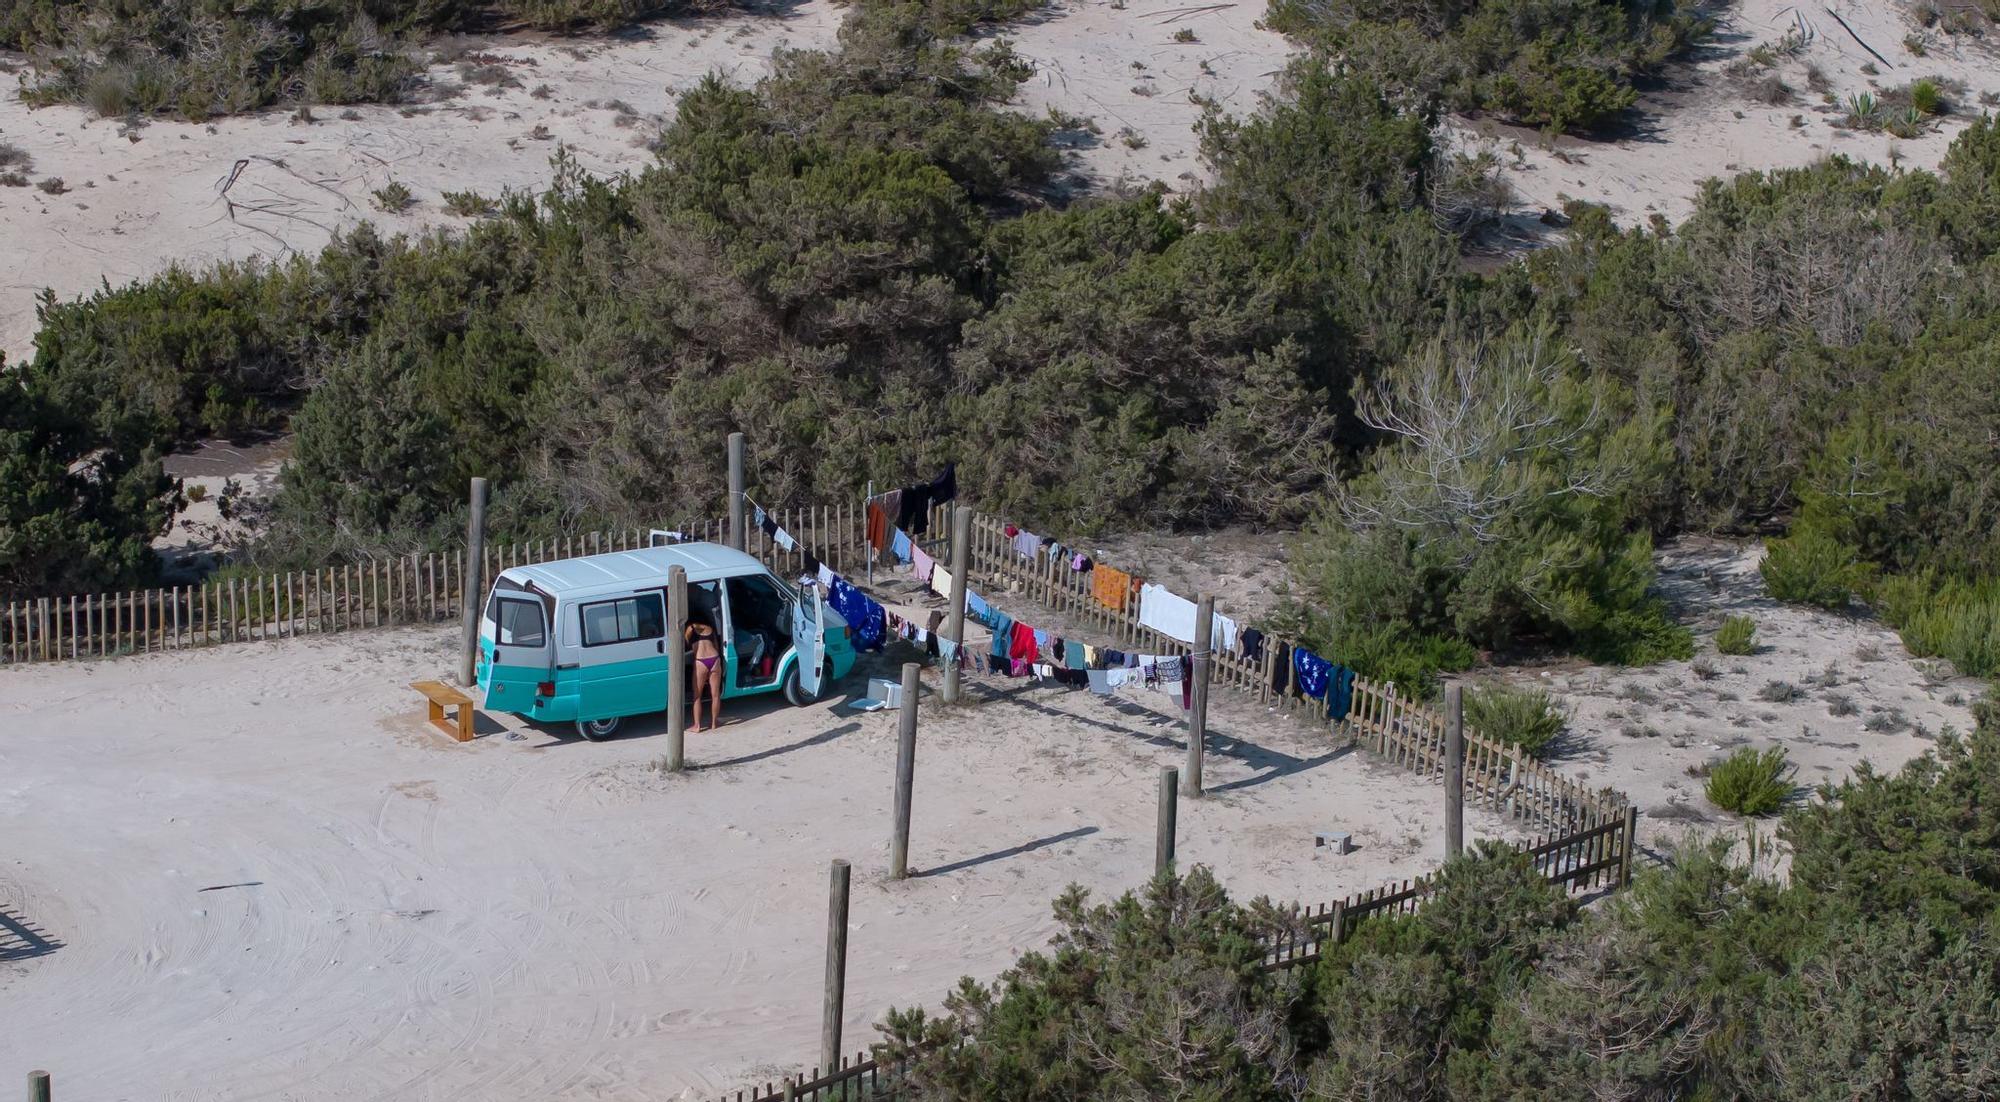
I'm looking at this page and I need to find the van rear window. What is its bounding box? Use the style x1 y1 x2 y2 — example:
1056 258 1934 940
489 597 546 648
580 594 665 647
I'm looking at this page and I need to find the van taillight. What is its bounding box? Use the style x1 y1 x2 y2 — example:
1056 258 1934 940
844 626 853 643
537 681 556 697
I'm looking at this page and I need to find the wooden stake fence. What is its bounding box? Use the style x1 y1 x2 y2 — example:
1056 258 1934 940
0 504 873 667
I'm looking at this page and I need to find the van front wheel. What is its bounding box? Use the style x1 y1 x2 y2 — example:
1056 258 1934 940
783 662 824 707
576 716 621 741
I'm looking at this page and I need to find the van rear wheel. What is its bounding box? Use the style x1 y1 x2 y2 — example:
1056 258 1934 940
783 662 823 707
576 716 621 741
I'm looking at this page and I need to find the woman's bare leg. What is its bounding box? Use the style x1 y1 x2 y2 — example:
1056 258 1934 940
691 664 709 732
706 664 725 727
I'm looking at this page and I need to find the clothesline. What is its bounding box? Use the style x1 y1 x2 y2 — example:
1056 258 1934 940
742 480 1362 719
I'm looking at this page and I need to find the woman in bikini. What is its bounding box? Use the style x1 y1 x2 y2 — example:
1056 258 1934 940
686 614 725 732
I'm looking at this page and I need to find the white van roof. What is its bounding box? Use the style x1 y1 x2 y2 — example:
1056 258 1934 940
498 542 773 600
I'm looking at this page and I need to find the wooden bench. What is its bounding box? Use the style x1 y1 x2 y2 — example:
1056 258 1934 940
411 680 475 742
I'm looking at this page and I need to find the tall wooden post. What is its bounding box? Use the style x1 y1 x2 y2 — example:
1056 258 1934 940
1445 683 1465 858
665 566 688 772
1183 594 1214 797
822 858 851 1076
891 662 920 879
459 477 488 687
727 432 747 552
28 1070 51 1102
1156 766 1178 877
941 506 971 706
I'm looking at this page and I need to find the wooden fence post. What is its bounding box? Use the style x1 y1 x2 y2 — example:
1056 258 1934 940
29 1069 51 1102
666 566 687 772
1445 683 1465 859
727 432 747 552
942 506 971 706
822 858 851 1076
1156 766 1178 877
891 662 920 879
1620 805 1639 887
1183 594 1213 798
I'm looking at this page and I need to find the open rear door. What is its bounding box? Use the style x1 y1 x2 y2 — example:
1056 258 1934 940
793 585 825 699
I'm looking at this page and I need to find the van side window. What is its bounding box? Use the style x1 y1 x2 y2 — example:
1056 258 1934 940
492 598 547 647
580 594 665 647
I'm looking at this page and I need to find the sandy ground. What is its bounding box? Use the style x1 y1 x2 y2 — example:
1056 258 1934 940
0 620 1517 1099
157 438 291 576
1491 538 1984 856
1470 0 2000 226
994 0 1290 191
0 0 848 364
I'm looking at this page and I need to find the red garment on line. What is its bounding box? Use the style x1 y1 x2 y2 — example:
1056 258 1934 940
1009 622 1038 664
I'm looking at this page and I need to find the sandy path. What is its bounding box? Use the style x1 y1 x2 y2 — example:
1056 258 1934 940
0 622 1513 1098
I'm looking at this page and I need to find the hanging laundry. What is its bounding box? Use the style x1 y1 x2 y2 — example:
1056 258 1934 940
929 463 957 507
817 563 836 589
1068 643 1091 671
1153 655 1185 682
1240 628 1265 663
1328 666 1358 720
1012 530 1040 560
827 577 886 652
865 502 891 555
989 612 1014 660
896 485 933 536
1210 612 1239 654
911 545 935 586
774 528 798 552
752 504 767 529
966 590 991 622
891 529 913 564
930 565 954 600
1268 642 1292 693
1092 564 1135 612
802 552 821 577
1032 628 1050 654
939 638 960 664
1138 584 1199 645
1004 524 1019 538
1052 668 1089 689
1087 669 1113 694
1294 648 1332 700
1009 622 1039 664
1071 552 1092 573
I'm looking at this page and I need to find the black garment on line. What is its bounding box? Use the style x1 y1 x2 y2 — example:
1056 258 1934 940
1240 628 1265 663
1052 668 1088 689
1269 643 1292 694
897 485 933 535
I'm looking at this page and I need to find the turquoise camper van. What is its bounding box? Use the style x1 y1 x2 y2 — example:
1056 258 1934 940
476 543 857 740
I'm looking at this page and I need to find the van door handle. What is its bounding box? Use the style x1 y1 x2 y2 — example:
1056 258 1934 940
657 640 665 653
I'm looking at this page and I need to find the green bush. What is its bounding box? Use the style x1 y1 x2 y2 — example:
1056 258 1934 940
1716 614 1757 655
1910 78 1943 115
1465 683 1570 757
1876 572 2000 677
1761 527 1872 609
1705 746 1794 815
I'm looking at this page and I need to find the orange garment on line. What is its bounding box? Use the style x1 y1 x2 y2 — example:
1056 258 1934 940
1092 564 1136 611
866 502 890 553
